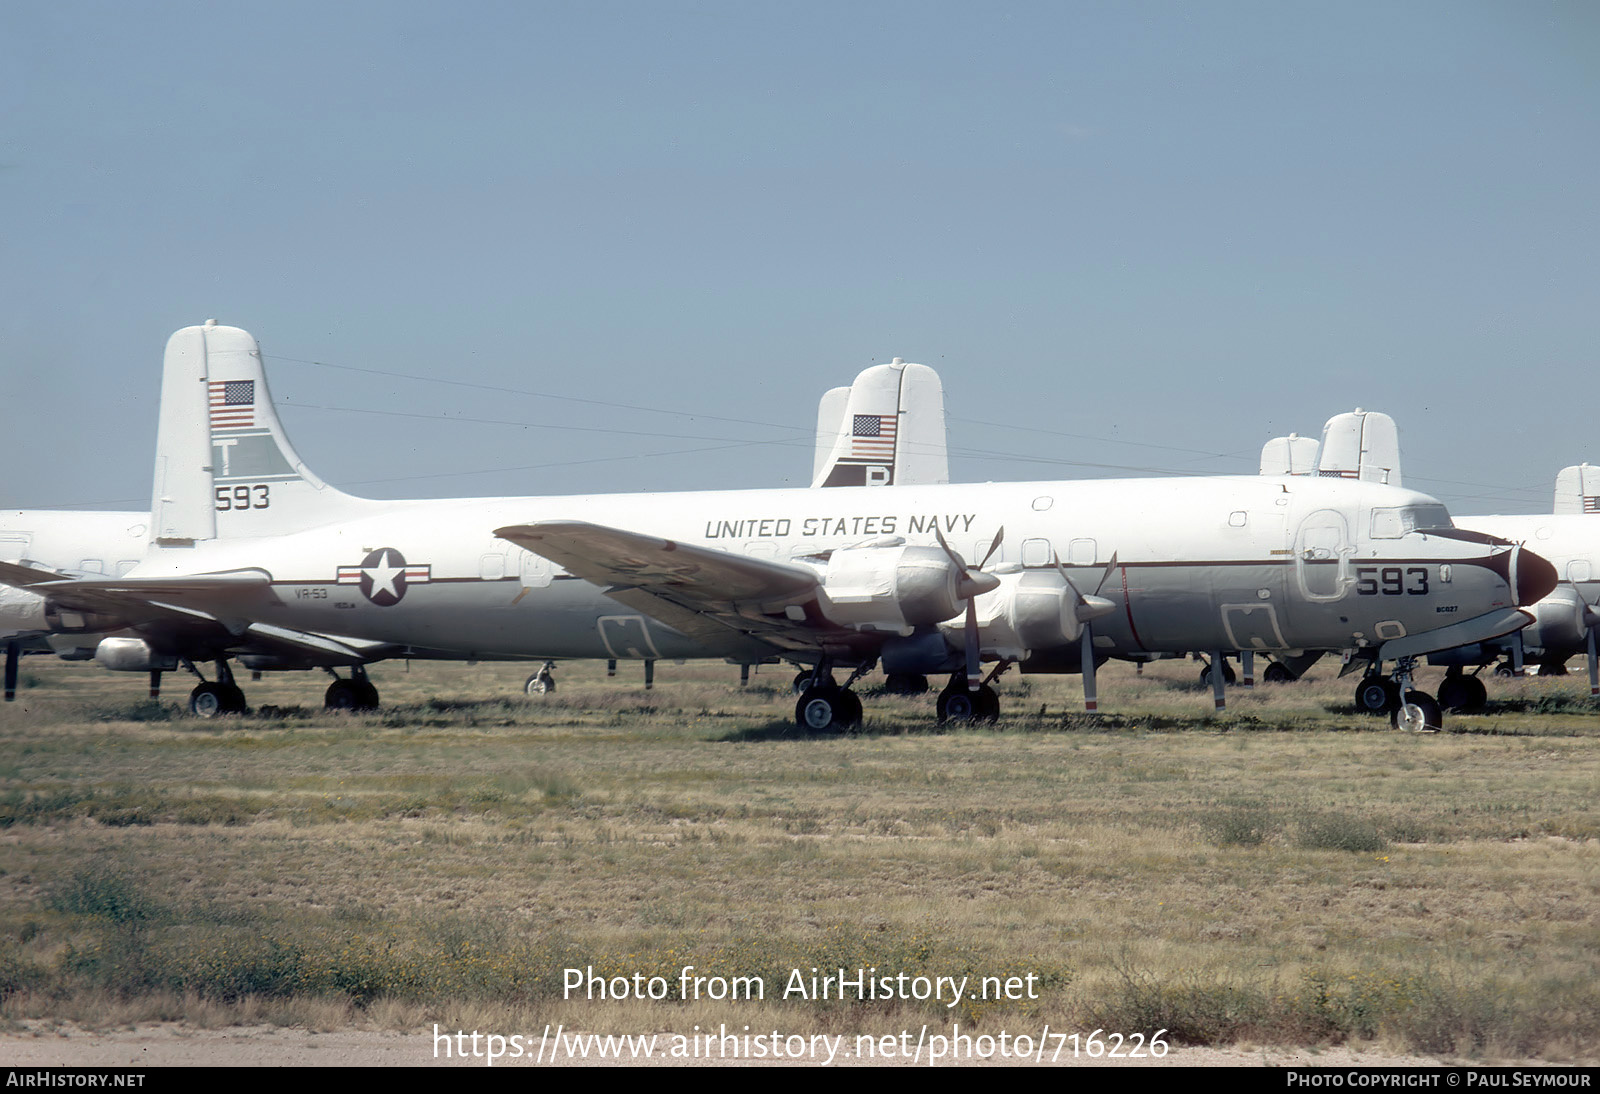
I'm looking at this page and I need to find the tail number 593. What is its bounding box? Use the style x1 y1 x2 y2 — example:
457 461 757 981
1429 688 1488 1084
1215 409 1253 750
1355 566 1427 596
215 485 270 511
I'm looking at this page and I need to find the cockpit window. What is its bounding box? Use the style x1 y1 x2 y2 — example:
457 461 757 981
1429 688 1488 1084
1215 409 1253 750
1370 504 1452 538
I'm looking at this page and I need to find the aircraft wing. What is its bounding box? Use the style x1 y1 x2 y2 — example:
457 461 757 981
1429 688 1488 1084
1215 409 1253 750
496 520 869 662
0 561 400 666
0 562 278 627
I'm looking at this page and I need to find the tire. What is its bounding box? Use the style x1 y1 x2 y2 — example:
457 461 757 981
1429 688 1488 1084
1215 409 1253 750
794 670 834 696
1392 690 1444 732
525 672 554 696
1493 663 1515 678
1354 677 1400 714
1262 662 1296 684
325 679 378 711
1200 661 1237 687
795 685 854 732
1437 674 1487 714
189 682 229 718
883 673 929 696
937 683 999 724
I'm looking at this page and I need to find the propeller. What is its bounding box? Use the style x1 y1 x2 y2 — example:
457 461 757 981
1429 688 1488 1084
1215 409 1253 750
1053 552 1119 712
1573 584 1600 697
934 527 1004 691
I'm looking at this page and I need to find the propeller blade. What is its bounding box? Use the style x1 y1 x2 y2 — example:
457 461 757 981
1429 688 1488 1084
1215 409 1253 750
964 599 981 691
1589 627 1598 698
977 527 1005 569
1093 553 1120 597
1081 624 1097 712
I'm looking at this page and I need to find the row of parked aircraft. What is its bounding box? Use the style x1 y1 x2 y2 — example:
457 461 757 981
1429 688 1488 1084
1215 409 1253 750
0 322 1577 733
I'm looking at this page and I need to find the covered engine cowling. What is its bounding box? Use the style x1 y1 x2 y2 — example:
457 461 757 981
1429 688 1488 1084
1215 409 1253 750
0 586 48 638
1517 586 1589 655
94 637 178 673
817 544 966 630
936 570 1082 660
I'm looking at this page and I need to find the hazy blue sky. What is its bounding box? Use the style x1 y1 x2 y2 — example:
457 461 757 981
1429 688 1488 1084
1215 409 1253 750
4 1 1596 515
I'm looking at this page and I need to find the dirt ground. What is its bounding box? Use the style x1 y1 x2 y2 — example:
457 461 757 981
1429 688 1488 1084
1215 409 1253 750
0 1022 1455 1067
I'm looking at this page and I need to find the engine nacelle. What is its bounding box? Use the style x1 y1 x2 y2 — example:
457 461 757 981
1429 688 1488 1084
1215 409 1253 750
817 545 965 631
937 571 1082 660
0 586 48 638
1519 586 1589 654
94 637 178 673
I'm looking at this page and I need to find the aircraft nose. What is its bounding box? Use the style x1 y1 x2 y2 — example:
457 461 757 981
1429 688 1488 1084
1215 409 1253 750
1515 546 1558 607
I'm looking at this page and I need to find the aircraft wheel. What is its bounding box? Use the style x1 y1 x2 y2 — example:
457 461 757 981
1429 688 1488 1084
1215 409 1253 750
1538 659 1569 677
1199 661 1237 687
325 679 379 712
793 670 835 696
1437 674 1487 714
525 672 555 696
883 673 929 695
937 683 999 724
795 685 856 733
189 682 244 718
1354 677 1400 714
1262 662 1296 684
1493 662 1515 678
1391 690 1444 733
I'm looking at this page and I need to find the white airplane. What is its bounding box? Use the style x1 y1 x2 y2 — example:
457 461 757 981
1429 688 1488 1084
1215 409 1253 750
0 323 1557 733
0 353 947 701
1260 415 1600 711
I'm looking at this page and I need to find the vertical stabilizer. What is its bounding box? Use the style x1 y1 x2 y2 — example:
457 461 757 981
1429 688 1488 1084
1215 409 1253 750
812 386 849 484
1317 409 1402 486
1259 433 1318 476
1553 464 1600 515
151 321 373 544
811 359 949 487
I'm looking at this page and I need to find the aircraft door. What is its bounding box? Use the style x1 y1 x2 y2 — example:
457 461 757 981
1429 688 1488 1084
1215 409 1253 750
1294 509 1352 601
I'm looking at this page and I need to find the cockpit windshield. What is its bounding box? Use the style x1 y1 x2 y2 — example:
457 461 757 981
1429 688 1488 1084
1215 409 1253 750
1370 503 1453 539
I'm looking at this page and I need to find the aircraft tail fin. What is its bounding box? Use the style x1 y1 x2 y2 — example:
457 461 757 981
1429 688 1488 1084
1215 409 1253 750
151 322 377 545
1316 409 1402 486
811 359 948 488
1258 433 1318 476
1553 463 1600 515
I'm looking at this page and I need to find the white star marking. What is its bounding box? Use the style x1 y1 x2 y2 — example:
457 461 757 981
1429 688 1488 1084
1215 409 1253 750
363 550 404 600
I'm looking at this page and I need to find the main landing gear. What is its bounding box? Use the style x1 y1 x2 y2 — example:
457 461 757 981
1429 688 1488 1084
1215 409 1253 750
1353 657 1444 731
789 661 1010 732
324 664 380 711
188 659 247 717
181 659 383 717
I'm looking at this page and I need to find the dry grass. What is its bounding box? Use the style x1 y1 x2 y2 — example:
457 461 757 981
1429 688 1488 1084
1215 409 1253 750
1 654 1597 1060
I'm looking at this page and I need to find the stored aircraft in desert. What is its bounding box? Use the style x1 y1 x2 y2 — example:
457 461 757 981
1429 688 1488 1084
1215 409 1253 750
0 323 1557 731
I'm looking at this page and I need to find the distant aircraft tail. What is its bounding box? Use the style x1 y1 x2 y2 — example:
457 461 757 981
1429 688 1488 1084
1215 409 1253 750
1553 464 1600 515
1316 409 1402 486
151 321 380 545
1258 433 1318 476
812 359 948 488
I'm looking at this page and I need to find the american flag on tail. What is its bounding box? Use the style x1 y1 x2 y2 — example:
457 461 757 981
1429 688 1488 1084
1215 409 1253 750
209 380 255 429
850 414 896 460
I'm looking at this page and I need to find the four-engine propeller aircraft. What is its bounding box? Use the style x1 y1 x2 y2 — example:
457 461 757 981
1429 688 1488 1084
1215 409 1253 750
0 323 1559 731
